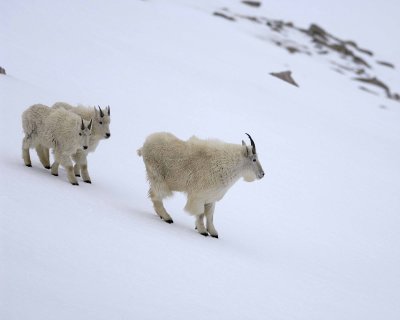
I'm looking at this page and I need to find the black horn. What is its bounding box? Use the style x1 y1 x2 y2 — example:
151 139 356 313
245 133 256 154
98 105 104 117
107 105 110 116
88 119 92 130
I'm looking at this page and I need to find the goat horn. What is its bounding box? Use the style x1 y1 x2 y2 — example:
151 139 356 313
107 105 110 116
98 105 104 117
245 133 256 154
81 118 85 130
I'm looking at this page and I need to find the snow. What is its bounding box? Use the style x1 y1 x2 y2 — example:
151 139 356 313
1 0 400 319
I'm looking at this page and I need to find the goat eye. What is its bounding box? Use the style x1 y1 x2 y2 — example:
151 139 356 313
252 158 256 162
99 121 103 125
79 133 82 136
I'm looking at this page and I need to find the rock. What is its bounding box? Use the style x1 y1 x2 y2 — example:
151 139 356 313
359 86 379 96
353 76 394 99
270 71 299 87
376 60 395 69
213 11 235 22
242 1 261 7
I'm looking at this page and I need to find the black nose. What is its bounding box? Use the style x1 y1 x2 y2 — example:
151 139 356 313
106 133 111 138
83 146 88 150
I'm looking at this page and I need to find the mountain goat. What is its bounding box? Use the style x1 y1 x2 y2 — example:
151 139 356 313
138 132 265 238
38 102 111 183
21 104 52 169
22 104 93 185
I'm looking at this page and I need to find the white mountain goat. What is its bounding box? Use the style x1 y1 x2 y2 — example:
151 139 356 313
38 102 111 183
22 104 93 185
21 104 53 169
137 132 265 238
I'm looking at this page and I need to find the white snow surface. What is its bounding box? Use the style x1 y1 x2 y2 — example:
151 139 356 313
1 0 400 319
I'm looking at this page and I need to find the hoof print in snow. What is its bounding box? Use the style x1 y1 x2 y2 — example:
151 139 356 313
0 67 5 75
270 71 299 87
242 1 261 7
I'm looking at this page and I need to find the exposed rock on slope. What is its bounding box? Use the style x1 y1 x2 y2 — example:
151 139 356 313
212 7 398 103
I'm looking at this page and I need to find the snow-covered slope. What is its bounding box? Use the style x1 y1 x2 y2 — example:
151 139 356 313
1 1 400 319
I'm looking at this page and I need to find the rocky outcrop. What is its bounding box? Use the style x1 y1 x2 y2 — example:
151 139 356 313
270 71 299 87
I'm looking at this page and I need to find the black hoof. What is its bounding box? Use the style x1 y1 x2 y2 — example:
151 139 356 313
71 182 79 186
200 232 209 237
26 164 32 167
211 235 219 239
84 180 91 184
52 173 58 176
75 174 81 177
164 219 173 224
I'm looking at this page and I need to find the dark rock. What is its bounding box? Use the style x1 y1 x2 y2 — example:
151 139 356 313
359 86 379 96
376 60 395 69
270 71 299 87
344 40 373 56
237 14 262 23
213 11 235 22
353 76 391 98
391 93 400 101
242 1 261 8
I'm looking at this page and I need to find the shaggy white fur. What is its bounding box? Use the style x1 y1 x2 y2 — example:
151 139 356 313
38 102 111 183
22 104 92 185
138 132 265 237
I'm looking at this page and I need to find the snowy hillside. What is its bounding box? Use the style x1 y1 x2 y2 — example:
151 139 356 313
1 0 400 319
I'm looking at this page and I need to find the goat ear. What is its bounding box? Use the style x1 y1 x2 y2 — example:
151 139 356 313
242 144 249 157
